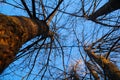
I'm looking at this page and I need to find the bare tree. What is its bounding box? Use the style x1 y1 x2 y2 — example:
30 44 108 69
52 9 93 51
0 0 120 80
0 0 63 74
77 0 120 80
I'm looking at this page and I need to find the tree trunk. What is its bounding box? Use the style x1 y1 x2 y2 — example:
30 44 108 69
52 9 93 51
84 47 120 80
0 14 49 73
89 0 120 20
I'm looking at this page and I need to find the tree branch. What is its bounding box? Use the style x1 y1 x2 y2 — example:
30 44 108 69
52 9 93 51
21 0 33 18
84 46 120 80
40 0 46 19
32 0 36 18
89 0 120 20
45 0 63 25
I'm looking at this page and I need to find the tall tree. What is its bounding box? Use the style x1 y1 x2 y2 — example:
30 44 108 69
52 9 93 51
0 0 63 74
0 0 120 80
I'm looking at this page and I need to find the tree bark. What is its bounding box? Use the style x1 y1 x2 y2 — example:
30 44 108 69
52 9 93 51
89 0 120 20
84 47 120 80
86 62 100 80
0 14 49 73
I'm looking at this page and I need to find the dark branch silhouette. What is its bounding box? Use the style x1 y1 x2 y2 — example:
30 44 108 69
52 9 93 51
32 0 36 18
21 0 33 18
89 0 120 20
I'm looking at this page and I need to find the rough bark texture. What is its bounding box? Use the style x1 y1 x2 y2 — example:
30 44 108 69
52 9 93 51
84 47 120 80
0 14 48 73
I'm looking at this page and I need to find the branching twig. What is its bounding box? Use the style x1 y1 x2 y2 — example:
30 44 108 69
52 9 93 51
106 37 120 59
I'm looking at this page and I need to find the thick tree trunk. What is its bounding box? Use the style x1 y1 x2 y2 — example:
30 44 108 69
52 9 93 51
0 14 49 73
84 47 120 80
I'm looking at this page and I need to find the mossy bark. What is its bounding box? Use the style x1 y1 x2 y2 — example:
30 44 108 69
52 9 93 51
0 14 48 73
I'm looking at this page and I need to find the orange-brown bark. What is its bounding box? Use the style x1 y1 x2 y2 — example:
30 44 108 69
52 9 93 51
86 62 100 80
0 14 49 73
84 47 120 80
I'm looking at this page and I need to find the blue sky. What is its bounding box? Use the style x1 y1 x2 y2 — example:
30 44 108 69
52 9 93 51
0 0 115 80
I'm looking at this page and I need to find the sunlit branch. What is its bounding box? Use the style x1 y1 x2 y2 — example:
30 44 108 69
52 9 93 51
85 62 100 80
45 0 63 25
84 46 120 80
